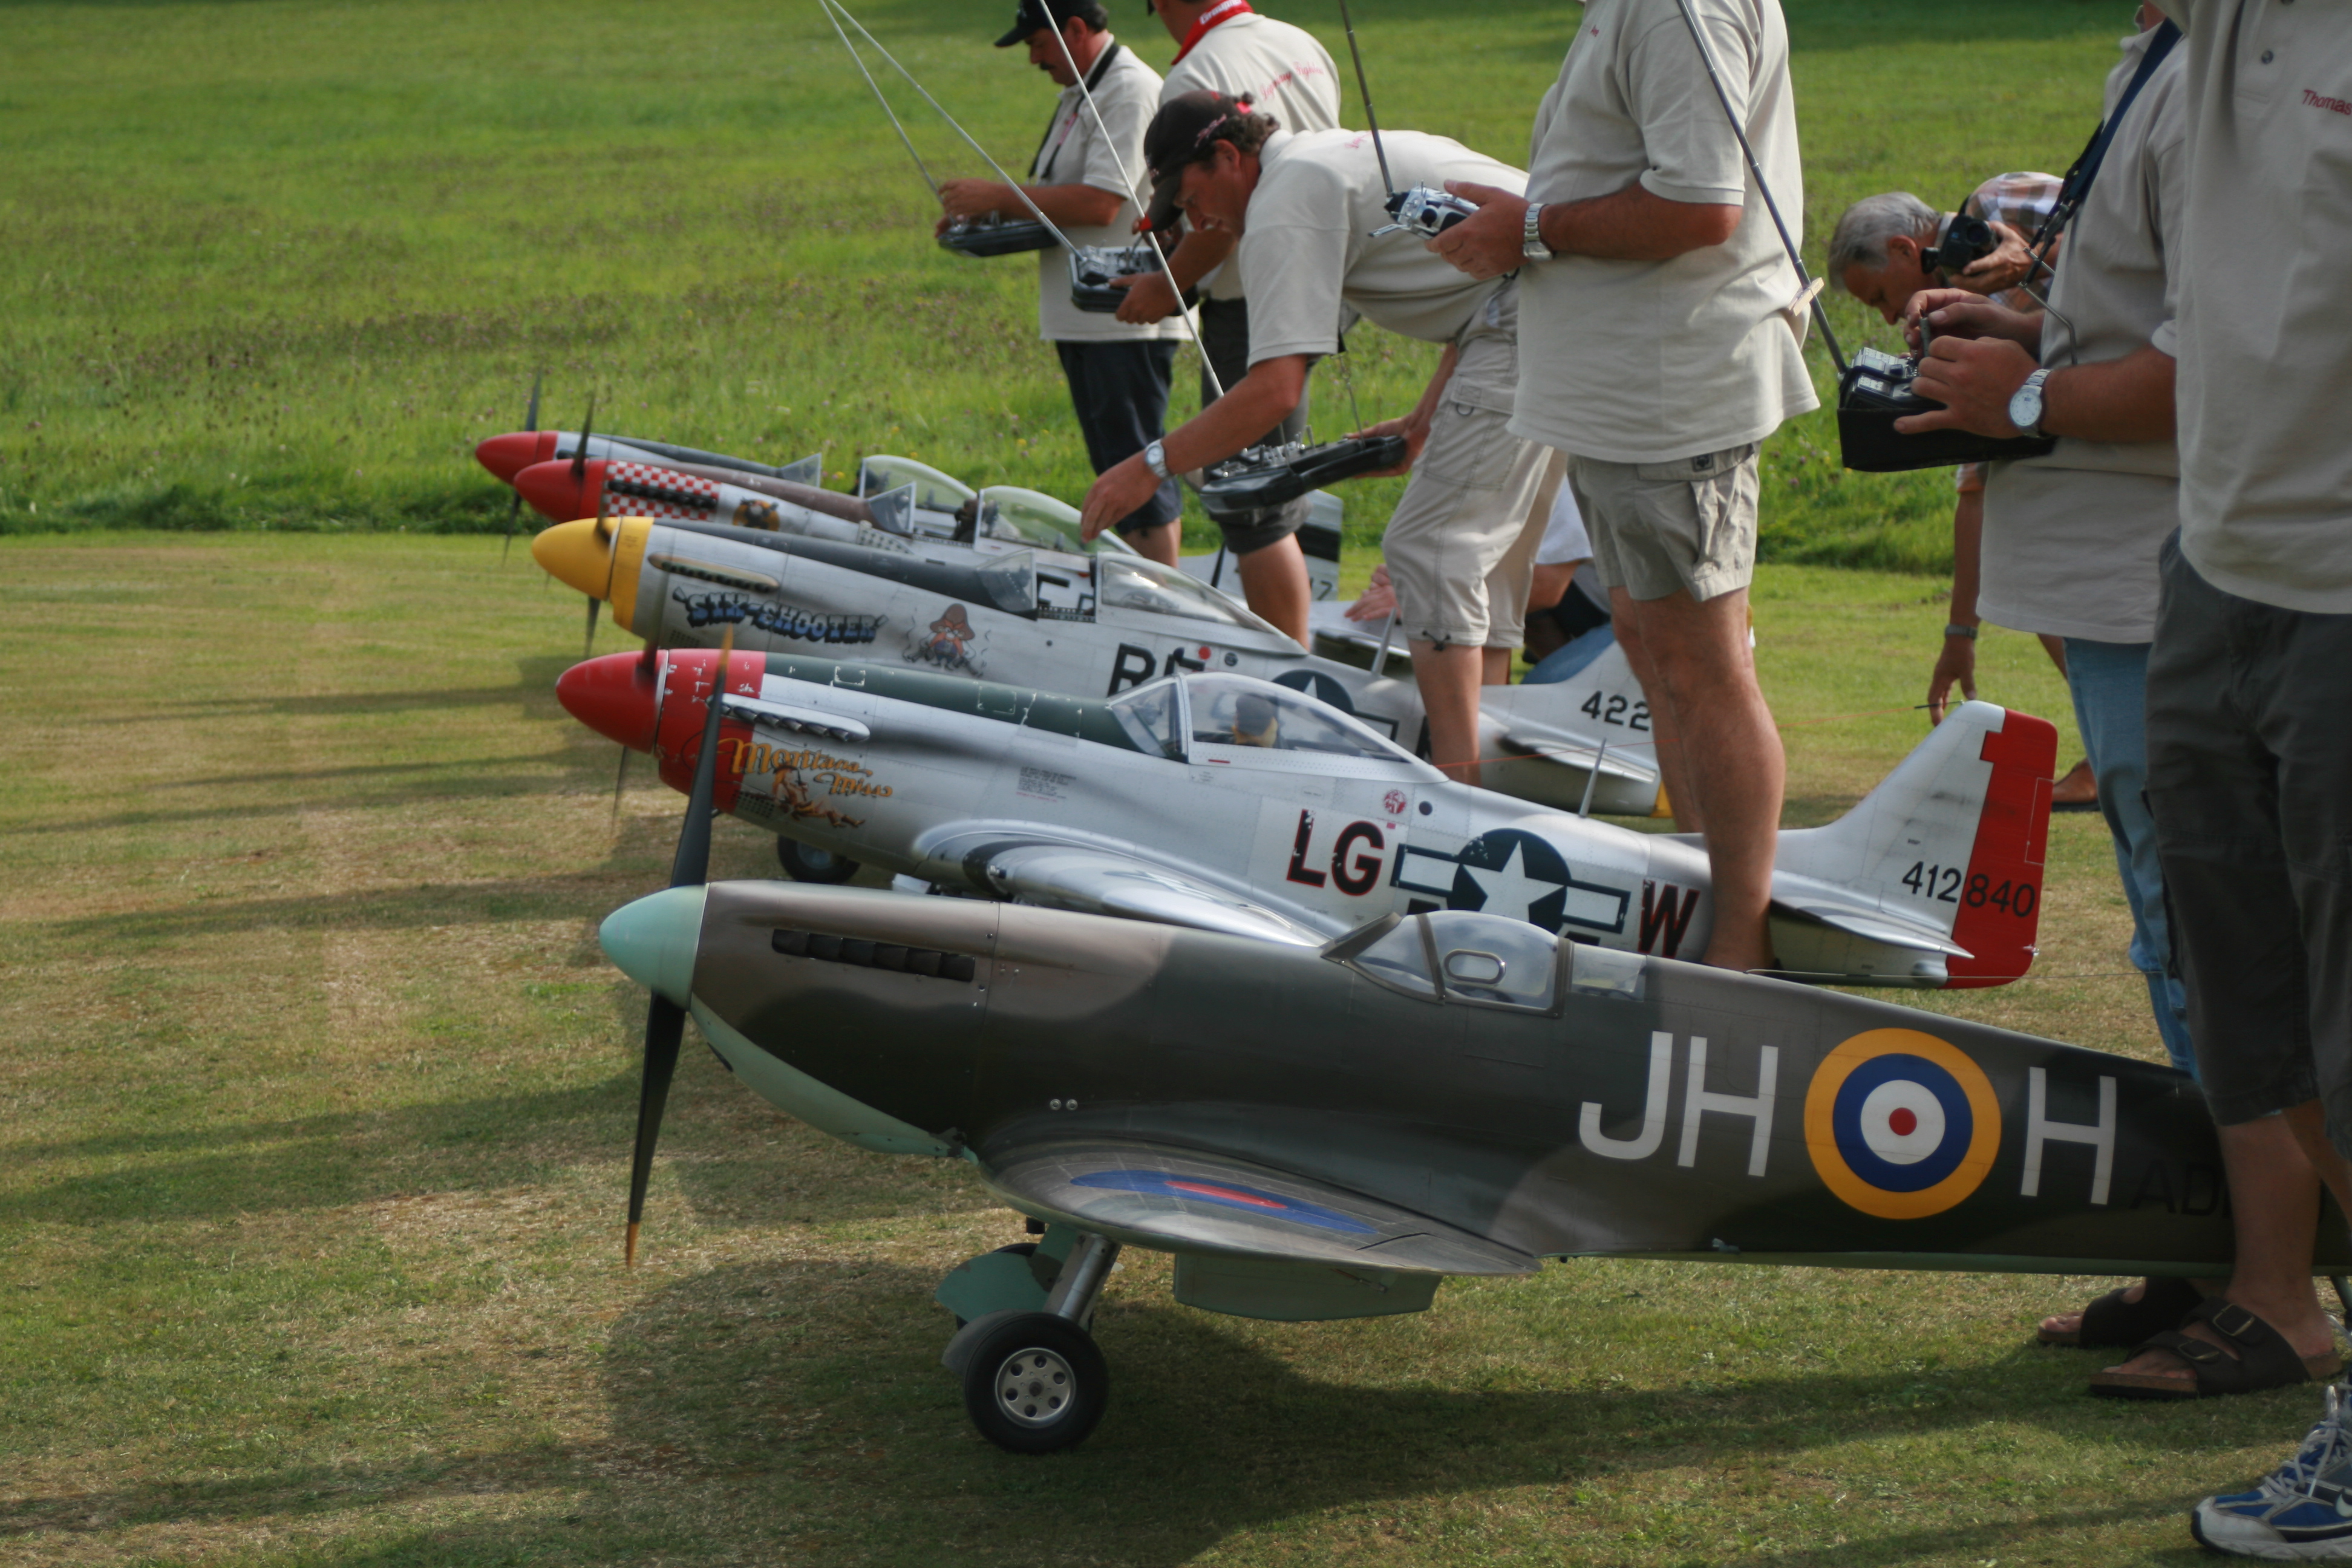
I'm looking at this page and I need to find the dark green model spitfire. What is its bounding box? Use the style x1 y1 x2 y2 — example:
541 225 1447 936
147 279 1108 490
601 860 2342 1451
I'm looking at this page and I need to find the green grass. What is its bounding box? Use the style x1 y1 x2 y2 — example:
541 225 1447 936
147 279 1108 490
0 532 2292 1567
2 0 2132 567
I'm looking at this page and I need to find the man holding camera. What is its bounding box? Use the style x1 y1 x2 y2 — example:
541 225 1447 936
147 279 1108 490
1111 0 1342 632
1425 0 1815 973
935 0 1188 560
1897 5 2344 1426
1076 93 1560 785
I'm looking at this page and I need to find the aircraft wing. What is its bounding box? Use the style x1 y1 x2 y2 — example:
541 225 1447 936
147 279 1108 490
978 1140 1538 1277
1494 716 1659 784
973 842 1327 947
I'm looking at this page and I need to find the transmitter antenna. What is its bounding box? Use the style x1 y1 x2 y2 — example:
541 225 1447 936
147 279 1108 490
821 0 939 195
1332 0 1396 200
1039 19 1221 397
823 0 1085 255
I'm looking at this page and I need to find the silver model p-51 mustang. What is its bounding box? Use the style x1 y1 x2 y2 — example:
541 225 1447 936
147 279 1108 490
596 681 2292 1454
558 647 2055 988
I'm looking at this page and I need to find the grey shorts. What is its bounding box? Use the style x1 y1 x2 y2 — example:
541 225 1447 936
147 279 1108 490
2145 535 2352 1153
1568 443 1761 604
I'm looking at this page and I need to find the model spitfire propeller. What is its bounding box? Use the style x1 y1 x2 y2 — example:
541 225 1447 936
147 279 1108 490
599 744 2347 1452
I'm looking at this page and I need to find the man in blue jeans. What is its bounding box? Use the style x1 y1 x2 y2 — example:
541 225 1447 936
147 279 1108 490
1896 5 2334 1399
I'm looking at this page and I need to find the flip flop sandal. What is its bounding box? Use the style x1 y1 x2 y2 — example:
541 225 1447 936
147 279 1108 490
2038 1273 2201 1348
2088 1298 2345 1400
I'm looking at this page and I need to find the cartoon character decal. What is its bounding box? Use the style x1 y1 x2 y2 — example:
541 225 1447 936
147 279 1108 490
907 603 985 675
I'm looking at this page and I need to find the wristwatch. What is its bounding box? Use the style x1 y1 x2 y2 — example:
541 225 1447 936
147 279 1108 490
2007 368 2051 437
1143 439 1171 481
1521 201 1551 263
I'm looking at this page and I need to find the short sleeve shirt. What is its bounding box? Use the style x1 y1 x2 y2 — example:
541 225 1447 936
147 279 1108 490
1028 41 1184 343
1962 171 2064 315
2151 0 2352 613
1162 10 1344 301
1978 28 2186 644
1509 0 1818 465
1236 130 1526 376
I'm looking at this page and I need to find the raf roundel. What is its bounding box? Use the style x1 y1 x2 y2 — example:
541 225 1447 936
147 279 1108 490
1804 1029 2002 1220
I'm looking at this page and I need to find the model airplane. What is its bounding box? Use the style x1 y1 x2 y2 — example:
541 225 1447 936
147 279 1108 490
557 647 2054 989
598 740 2326 1450
532 503 1667 816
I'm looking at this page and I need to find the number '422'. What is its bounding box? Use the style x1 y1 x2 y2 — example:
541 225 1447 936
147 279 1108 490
1580 691 1650 731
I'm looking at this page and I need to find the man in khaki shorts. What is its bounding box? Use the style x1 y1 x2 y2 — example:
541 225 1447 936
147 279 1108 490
1429 0 1817 971
1077 91 1559 785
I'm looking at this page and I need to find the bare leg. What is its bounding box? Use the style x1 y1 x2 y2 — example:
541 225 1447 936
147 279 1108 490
1610 586 1704 833
1615 585 1782 971
2096 1109 2337 1383
1122 520 1180 567
1481 647 1511 685
1413 641 1486 789
1235 536 1310 647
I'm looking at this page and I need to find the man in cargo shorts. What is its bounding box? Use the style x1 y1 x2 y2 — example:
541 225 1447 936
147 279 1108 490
1430 0 1817 971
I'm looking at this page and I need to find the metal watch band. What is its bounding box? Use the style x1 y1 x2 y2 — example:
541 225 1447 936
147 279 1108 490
1143 440 1170 481
1521 201 1551 262
1945 623 1979 640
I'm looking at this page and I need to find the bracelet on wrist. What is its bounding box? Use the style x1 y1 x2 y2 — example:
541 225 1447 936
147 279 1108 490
1944 623 1979 641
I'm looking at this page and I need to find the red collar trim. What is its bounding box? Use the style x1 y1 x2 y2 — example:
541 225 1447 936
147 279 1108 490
1172 0 1252 64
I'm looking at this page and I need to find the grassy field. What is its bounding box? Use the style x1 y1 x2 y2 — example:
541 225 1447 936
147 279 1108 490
4 0 2140 568
0 531 2307 1568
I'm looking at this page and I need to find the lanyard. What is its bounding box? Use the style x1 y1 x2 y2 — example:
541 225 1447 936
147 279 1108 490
1172 0 1252 65
1033 41 1123 183
2027 21 2181 259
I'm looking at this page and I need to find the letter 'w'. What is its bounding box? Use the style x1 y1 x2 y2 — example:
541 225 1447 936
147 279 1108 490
1579 1031 1673 1160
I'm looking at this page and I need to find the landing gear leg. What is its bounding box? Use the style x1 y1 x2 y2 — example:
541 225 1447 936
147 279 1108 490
944 1232 1120 1453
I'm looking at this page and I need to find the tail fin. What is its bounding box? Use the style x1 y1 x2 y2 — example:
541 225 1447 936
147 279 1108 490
1770 701 2056 989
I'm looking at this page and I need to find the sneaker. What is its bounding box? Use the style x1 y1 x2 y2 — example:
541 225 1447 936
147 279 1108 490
2193 1385 2352 1558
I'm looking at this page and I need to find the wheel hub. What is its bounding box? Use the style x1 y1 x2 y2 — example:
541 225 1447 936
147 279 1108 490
991 1347 1076 1428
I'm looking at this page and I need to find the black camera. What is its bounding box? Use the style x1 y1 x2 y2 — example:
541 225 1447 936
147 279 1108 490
1197 436 1408 513
1068 244 1199 313
1921 211 1995 278
938 214 1057 258
1837 347 2057 472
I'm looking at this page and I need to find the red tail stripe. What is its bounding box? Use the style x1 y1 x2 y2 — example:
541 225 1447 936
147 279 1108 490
1944 710 2058 990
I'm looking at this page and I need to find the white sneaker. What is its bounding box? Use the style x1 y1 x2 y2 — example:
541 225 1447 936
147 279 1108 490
2193 1385 2352 1559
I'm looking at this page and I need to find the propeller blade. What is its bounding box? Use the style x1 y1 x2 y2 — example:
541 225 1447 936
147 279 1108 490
572 391 597 482
623 627 735 1264
611 743 629 827
500 370 543 566
584 595 601 659
625 995 686 1267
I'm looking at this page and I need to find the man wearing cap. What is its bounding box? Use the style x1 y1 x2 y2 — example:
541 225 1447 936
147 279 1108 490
1425 0 1816 973
1112 0 1343 622
1078 93 1561 786
935 0 1187 560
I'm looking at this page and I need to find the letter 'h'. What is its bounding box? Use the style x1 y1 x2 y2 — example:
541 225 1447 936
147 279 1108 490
1677 1037 1778 1178
2021 1067 2115 1206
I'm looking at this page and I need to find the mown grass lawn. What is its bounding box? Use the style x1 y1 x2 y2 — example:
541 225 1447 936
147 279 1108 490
8 0 2141 570
0 532 2299 1567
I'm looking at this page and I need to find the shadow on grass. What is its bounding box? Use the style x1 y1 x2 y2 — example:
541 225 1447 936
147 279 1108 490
88 655 582 727
0 1252 2227 1564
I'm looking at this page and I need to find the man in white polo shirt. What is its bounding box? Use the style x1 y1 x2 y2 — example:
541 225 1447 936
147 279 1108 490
935 0 1188 560
1428 0 1815 973
1077 92 1560 785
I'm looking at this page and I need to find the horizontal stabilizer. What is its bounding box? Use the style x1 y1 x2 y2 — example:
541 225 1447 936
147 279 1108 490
1496 718 1659 783
981 1140 1538 1276
976 843 1325 946
1770 885 1974 958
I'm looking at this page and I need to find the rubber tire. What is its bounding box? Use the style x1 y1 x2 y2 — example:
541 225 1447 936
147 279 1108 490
776 838 860 884
951 1244 1042 1331
960 1312 1108 1454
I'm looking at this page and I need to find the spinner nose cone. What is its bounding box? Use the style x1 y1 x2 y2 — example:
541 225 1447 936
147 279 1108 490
532 517 615 601
558 651 661 751
600 885 707 1007
475 430 554 483
514 457 598 524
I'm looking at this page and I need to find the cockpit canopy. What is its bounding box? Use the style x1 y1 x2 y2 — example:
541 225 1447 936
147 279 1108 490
1105 673 1439 779
1327 910 1648 1014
